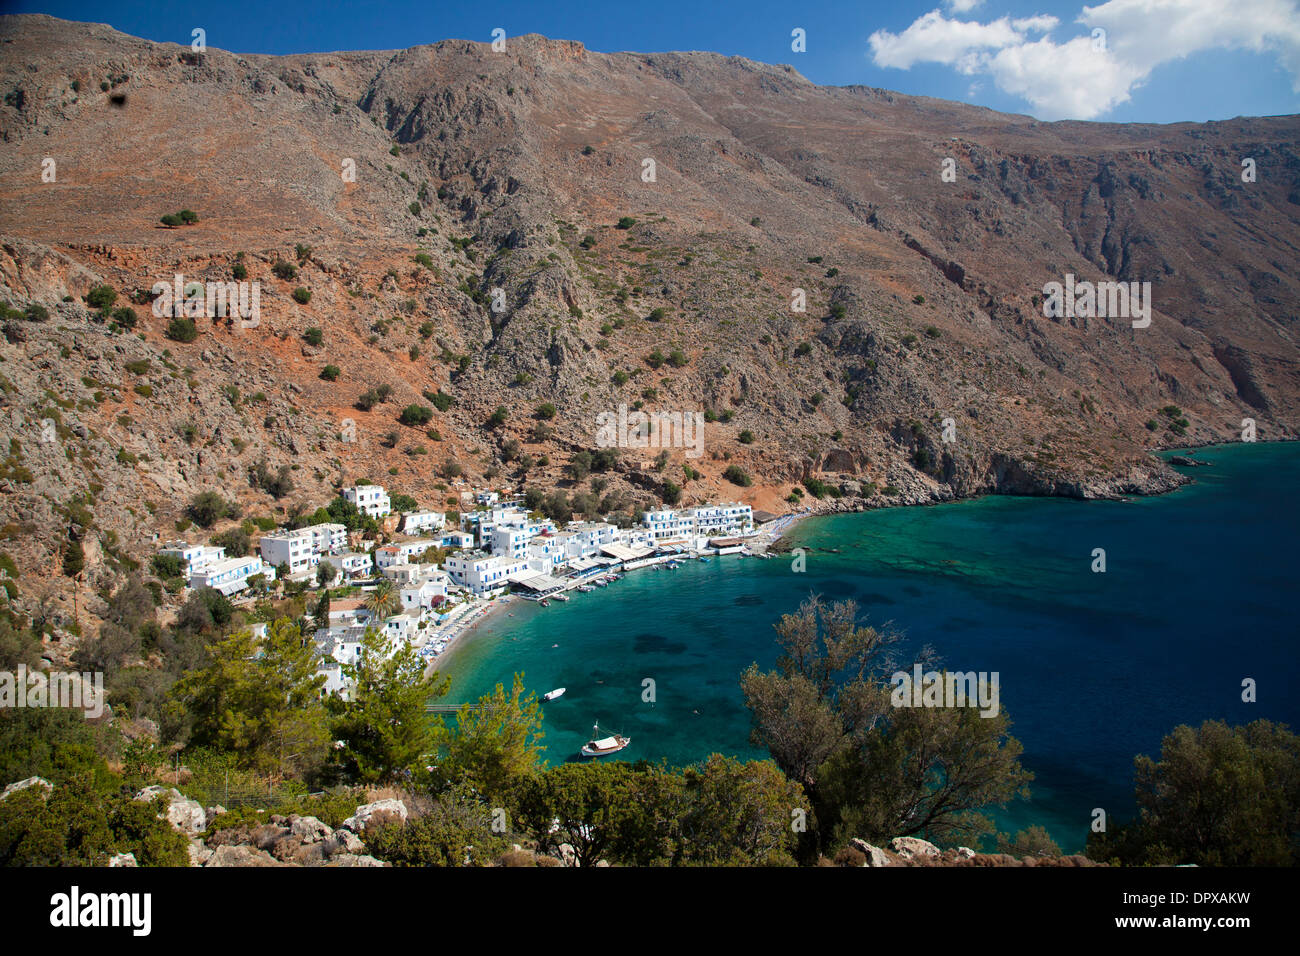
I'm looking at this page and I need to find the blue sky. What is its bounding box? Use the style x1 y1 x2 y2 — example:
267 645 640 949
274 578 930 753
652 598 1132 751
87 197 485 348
8 0 1300 123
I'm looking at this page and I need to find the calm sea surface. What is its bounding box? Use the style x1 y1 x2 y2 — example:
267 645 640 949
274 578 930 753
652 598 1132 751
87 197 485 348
439 443 1299 851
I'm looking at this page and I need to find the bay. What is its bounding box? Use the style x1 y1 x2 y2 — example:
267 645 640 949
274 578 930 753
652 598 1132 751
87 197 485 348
438 442 1299 852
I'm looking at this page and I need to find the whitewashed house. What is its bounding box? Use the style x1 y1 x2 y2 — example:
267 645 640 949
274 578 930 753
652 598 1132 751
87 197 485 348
189 555 274 595
490 524 532 560
525 533 572 573
381 610 422 644
343 484 392 518
568 521 618 557
642 508 695 546
335 551 373 579
444 551 527 596
258 523 346 576
374 538 441 570
400 510 445 534
400 571 449 612
439 530 475 549
158 542 226 575
688 504 754 539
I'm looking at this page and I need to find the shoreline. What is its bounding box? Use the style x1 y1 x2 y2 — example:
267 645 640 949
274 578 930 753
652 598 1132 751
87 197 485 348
422 593 520 675
762 441 1262 540
422 440 1278 678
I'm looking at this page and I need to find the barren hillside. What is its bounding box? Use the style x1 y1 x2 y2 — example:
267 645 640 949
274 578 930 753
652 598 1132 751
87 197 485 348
0 14 1297 637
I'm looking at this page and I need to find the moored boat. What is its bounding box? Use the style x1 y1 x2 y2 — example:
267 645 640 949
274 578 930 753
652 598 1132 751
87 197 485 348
580 722 630 757
542 687 566 702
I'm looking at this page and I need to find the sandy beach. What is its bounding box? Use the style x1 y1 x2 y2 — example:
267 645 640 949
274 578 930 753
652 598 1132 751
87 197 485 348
421 592 520 674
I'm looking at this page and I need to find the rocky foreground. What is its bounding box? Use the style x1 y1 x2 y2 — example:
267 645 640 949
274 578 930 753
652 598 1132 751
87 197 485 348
1 775 1099 867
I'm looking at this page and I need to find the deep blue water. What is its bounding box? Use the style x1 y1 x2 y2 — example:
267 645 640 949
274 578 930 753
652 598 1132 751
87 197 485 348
440 442 1299 852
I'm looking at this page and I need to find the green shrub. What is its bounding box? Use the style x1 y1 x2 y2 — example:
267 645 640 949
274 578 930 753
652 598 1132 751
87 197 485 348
615 217 637 229
320 365 340 381
292 288 312 305
723 465 752 487
303 327 323 346
272 261 297 281
165 318 198 343
399 404 434 427
84 285 117 309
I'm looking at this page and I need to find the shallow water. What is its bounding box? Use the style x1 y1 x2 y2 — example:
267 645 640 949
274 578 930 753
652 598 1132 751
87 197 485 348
439 442 1299 851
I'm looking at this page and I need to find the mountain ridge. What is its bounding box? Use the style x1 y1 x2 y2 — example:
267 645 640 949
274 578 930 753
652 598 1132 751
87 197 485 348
0 13 1296 640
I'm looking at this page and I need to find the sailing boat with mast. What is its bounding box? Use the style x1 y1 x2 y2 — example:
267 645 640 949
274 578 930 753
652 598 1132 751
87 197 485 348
580 721 631 757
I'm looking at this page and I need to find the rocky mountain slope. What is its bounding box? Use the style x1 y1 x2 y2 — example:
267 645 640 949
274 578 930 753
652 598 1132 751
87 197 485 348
0 14 1296 638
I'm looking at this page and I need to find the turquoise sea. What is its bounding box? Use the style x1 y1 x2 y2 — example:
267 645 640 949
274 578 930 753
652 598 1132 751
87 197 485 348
439 442 1299 852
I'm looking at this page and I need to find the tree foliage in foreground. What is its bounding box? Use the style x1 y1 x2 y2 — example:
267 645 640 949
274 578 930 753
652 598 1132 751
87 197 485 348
325 627 447 785
741 595 1031 855
170 619 329 780
1088 719 1300 866
0 774 188 867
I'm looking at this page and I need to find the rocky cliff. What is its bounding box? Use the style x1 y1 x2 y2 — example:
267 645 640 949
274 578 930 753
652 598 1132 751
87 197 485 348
0 14 1296 637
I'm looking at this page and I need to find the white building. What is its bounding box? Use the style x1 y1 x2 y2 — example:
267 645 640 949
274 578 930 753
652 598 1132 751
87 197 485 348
343 484 392 518
381 610 422 644
400 572 449 612
475 490 500 506
334 552 373 579
461 504 553 548
374 538 441 570
569 521 618 556
189 555 274 596
381 563 424 585
444 551 528 596
158 541 226 575
525 533 572 573
258 523 347 576
688 504 754 538
642 509 695 545
400 510 445 534
490 524 532 561
439 530 475 549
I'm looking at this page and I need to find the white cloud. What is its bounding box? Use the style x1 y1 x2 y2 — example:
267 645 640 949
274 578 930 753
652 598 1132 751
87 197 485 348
946 0 985 11
868 0 1300 119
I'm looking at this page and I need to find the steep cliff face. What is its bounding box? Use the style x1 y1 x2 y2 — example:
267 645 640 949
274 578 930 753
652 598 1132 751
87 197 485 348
0 15 1296 631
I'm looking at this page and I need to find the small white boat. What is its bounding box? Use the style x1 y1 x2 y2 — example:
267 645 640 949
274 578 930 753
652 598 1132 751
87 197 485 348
552 593 570 602
542 687 566 702
580 722 630 757
577 585 595 593
539 599 550 607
